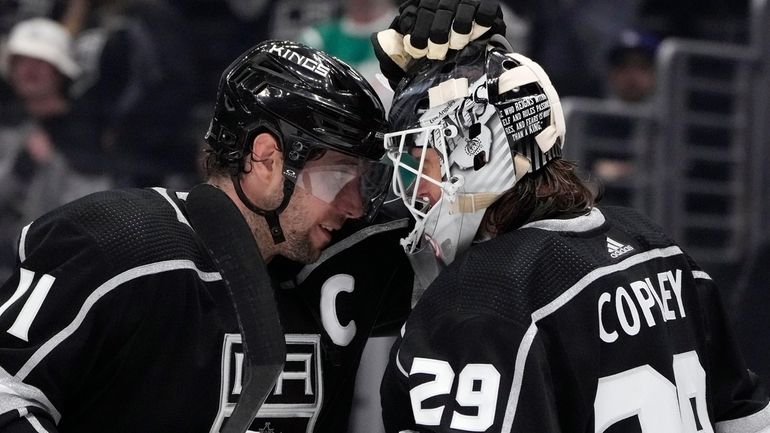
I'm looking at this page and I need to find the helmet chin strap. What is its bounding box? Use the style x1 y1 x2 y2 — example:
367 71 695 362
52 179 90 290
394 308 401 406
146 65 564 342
231 174 296 244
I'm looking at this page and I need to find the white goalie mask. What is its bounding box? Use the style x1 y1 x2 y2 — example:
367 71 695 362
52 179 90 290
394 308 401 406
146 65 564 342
384 38 565 289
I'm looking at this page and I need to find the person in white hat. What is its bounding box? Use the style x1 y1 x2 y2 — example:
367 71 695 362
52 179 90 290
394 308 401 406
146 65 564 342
0 17 111 244
1 17 81 119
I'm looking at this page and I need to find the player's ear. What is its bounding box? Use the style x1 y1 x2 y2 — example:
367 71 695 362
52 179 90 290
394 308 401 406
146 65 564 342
247 132 283 186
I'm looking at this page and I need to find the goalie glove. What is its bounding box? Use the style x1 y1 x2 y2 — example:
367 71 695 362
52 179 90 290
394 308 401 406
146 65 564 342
372 0 506 88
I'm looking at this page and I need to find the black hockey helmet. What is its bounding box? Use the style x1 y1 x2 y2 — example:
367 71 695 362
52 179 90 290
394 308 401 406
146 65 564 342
205 40 391 243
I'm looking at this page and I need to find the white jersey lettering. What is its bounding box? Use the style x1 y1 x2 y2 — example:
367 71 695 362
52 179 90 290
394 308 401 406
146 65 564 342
599 269 686 343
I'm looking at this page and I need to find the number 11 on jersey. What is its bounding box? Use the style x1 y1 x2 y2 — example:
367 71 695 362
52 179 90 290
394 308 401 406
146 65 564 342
0 269 55 342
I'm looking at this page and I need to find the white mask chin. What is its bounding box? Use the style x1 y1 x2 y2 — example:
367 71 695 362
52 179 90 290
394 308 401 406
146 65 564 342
403 189 491 305
405 242 445 308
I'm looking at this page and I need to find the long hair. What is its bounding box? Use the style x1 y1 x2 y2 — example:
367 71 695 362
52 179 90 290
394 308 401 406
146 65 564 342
481 158 599 236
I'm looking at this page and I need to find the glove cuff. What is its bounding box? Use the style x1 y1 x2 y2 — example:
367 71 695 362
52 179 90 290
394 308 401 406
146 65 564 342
372 30 410 88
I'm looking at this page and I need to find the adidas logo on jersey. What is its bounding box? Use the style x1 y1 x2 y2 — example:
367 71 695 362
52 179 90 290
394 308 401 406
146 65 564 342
607 237 634 258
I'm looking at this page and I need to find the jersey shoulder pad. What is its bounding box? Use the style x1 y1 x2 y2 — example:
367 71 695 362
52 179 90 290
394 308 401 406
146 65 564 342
599 205 676 250
22 188 210 276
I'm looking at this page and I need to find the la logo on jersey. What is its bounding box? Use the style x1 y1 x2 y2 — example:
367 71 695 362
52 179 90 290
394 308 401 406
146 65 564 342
607 237 634 258
209 334 323 433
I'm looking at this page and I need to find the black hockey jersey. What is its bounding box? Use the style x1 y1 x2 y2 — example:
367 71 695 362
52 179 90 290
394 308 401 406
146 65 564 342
381 206 770 433
231 218 413 433
0 187 413 433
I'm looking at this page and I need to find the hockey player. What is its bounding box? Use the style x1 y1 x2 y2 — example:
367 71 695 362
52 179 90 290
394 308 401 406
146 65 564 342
0 2 513 431
379 37 770 432
0 39 396 433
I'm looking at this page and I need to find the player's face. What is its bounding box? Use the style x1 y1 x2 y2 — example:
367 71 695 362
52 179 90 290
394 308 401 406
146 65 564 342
411 147 443 207
608 53 656 103
9 55 63 100
385 123 452 228
279 151 366 263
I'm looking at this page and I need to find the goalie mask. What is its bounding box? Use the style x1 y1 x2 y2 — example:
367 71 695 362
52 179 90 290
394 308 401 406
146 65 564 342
384 38 565 284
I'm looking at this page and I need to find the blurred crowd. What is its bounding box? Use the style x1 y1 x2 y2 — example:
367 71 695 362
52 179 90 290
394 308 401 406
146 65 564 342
0 0 762 429
0 0 753 297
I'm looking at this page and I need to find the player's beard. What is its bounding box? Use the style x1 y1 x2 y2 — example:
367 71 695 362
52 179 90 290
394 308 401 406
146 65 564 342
275 188 323 264
240 179 324 264
281 225 319 264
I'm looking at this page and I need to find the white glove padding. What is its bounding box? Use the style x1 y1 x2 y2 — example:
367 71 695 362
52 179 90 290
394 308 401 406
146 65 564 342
371 0 506 88
403 0 503 59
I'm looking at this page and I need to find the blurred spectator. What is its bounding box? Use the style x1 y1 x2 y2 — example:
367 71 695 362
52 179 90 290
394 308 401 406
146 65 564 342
586 29 660 205
0 17 112 279
300 0 398 109
269 0 341 41
1 18 81 114
71 0 200 188
606 29 660 103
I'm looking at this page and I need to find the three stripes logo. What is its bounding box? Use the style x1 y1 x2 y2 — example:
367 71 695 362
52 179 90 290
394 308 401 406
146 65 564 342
607 237 634 258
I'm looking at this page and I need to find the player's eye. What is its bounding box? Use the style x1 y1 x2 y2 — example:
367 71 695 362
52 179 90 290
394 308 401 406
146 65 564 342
397 153 419 190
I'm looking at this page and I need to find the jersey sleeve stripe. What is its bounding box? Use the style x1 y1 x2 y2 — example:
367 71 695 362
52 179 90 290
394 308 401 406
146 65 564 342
395 349 408 377
715 401 770 433
532 246 683 323
22 410 51 433
152 187 191 228
692 270 712 280
16 260 222 381
0 379 60 424
501 245 684 432
501 321 539 432
18 223 31 262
